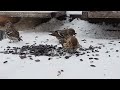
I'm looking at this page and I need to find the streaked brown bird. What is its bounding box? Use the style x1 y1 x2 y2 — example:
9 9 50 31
5 21 22 43
49 28 76 44
63 36 80 53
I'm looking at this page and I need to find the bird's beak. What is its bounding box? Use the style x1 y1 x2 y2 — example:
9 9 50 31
49 33 55 36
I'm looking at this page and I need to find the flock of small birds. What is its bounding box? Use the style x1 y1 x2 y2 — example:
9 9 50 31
4 20 80 52
1 19 120 71
1 19 120 77
0 21 103 65
3 20 81 54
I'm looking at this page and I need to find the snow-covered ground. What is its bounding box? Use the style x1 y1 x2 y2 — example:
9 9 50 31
1 12 120 79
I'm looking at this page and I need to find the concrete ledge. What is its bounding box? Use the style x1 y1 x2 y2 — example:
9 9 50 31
0 11 66 27
0 11 66 18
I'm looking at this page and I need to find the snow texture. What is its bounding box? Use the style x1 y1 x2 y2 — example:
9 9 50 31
0 11 120 79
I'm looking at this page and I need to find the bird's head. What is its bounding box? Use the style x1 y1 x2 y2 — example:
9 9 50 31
5 20 13 29
49 31 59 36
67 28 77 36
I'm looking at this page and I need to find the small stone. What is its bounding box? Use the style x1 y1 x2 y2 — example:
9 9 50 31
7 46 10 48
90 61 94 63
65 56 71 59
110 48 113 50
108 43 113 44
80 59 83 61
29 57 33 60
110 41 114 42
28 55 32 58
3 61 8 64
81 39 86 41
95 54 99 56
105 51 109 53
48 58 52 60
87 51 90 53
76 53 80 57
80 52 86 55
35 59 40 62
19 52 26 55
61 70 64 72
108 55 111 57
89 57 93 60
57 71 61 76
95 50 99 52
116 50 119 52
9 51 14 53
12 52 18 54
25 43 29 44
19 55 27 59
94 58 99 60
98 43 103 45
98 47 101 49
90 65 96 67
92 50 94 53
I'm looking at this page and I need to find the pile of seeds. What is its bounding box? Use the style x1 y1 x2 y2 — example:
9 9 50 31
0 44 66 58
0 44 102 60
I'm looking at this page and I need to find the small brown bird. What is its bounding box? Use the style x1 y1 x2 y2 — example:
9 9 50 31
63 36 80 53
5 21 22 43
49 28 76 44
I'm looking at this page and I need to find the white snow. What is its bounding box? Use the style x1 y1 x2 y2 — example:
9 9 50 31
66 11 82 17
1 16 120 79
67 11 82 15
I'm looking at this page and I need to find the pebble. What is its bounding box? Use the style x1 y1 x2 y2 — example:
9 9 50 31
35 59 40 62
65 56 71 59
90 65 96 67
94 58 99 60
80 59 83 61
89 57 93 60
48 58 52 60
3 61 8 64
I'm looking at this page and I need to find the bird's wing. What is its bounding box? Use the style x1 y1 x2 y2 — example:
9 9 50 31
7 28 20 38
